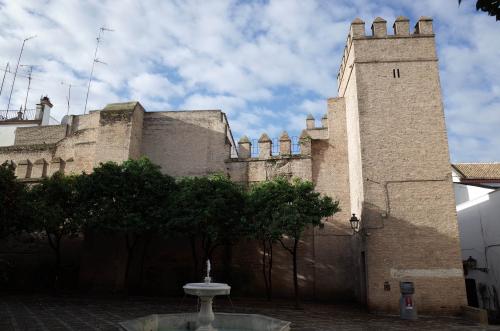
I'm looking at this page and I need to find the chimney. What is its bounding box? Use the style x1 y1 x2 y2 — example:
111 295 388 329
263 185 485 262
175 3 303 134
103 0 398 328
35 96 53 125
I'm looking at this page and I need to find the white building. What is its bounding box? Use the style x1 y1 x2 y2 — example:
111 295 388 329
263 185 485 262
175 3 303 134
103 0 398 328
0 96 58 146
453 163 500 320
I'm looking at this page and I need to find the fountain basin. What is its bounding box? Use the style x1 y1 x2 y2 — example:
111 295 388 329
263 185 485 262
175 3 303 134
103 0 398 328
119 312 291 331
183 282 231 297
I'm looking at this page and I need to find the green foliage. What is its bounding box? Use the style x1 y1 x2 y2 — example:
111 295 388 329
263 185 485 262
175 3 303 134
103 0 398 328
459 0 500 20
29 171 83 289
173 174 247 260
78 157 177 291
248 177 339 241
80 157 177 234
248 176 339 306
0 162 30 238
247 178 288 243
277 177 339 239
30 172 82 242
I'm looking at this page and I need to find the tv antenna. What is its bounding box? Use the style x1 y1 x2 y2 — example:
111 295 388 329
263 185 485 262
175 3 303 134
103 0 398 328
0 62 10 98
7 35 36 111
83 27 113 115
20 64 34 112
61 81 73 115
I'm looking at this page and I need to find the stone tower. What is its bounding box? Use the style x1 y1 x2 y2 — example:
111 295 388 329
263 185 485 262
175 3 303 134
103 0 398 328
338 17 467 313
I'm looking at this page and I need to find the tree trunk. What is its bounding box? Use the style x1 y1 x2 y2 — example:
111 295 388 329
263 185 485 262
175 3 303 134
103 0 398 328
138 233 152 292
190 236 199 281
292 238 300 309
268 240 273 301
46 231 61 292
262 240 270 300
223 244 232 283
124 233 138 294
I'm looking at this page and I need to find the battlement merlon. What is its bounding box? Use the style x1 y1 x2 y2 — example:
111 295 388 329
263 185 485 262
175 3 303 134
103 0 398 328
337 16 436 92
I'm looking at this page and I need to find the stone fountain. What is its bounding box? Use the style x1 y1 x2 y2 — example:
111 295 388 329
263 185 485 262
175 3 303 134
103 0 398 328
119 260 290 331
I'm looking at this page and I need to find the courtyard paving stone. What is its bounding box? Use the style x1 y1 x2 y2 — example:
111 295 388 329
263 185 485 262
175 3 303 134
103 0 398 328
0 294 499 330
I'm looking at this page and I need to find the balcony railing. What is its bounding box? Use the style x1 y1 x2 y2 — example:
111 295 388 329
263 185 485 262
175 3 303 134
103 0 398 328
0 109 37 122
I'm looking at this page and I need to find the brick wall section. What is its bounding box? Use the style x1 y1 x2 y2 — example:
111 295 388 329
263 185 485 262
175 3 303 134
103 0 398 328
94 102 143 165
309 97 356 300
141 110 231 177
14 125 68 146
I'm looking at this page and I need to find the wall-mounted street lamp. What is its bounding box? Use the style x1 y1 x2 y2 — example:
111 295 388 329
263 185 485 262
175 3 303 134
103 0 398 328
349 213 360 233
349 213 370 236
463 256 488 275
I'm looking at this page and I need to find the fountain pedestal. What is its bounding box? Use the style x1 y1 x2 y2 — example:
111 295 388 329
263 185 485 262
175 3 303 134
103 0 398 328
183 282 230 331
197 296 215 331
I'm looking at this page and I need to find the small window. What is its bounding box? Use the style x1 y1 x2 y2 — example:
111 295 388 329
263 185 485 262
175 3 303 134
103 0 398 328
392 68 401 78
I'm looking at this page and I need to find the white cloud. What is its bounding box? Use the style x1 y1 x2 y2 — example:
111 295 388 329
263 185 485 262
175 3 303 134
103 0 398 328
0 0 498 161
128 73 183 110
181 94 246 115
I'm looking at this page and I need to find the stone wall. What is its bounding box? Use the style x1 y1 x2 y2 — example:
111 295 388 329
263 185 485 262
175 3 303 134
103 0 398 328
14 124 68 146
94 102 144 165
141 110 232 177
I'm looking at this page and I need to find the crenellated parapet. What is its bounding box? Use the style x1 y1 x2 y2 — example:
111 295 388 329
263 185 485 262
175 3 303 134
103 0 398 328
279 131 291 156
237 136 251 159
4 156 69 180
258 133 272 159
32 158 48 178
337 16 435 87
49 157 65 176
304 113 329 140
299 130 311 156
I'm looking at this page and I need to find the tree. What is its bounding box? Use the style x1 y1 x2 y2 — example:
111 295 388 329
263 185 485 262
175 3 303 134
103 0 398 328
172 174 247 279
247 179 288 301
29 172 82 289
0 161 29 238
269 177 339 308
459 0 500 20
79 158 177 292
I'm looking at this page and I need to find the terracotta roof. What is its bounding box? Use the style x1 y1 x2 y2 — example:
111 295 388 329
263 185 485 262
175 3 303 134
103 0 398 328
452 163 500 180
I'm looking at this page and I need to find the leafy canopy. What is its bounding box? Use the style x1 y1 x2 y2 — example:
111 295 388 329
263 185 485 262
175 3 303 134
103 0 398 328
0 162 30 238
80 157 177 233
173 174 247 251
29 172 82 241
253 177 339 240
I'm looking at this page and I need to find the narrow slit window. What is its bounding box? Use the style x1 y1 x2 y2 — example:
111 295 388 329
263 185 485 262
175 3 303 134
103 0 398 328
393 68 401 78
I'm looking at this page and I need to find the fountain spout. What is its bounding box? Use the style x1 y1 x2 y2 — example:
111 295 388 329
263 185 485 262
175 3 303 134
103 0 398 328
205 260 211 284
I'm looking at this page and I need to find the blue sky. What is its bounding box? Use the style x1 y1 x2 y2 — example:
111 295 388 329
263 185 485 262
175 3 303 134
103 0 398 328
0 0 498 162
